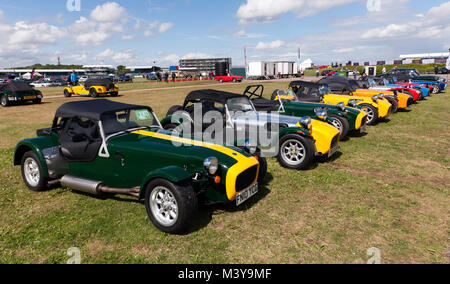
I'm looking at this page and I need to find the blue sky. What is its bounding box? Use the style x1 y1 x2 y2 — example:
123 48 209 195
0 0 449 68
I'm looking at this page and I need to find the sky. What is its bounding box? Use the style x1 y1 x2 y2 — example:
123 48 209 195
0 0 449 68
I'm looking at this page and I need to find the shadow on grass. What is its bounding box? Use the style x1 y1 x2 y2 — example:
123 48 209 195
186 173 274 234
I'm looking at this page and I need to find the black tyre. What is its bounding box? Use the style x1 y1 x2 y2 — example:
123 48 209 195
360 104 379 125
277 134 314 170
110 92 118 97
90 89 98 98
219 79 223 83
1 95 9 107
431 85 440 94
33 99 42 104
232 78 237 83
21 151 47 192
328 114 349 140
257 156 267 183
64 89 72 98
385 97 398 113
144 179 197 234
163 123 181 134
166 105 184 117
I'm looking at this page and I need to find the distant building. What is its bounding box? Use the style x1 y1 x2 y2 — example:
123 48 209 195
83 65 115 76
179 58 232 74
399 53 449 64
126 66 162 76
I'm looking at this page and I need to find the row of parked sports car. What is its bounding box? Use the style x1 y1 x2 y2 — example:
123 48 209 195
11 74 446 234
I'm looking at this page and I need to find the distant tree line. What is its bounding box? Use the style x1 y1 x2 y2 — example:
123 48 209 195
12 63 83 69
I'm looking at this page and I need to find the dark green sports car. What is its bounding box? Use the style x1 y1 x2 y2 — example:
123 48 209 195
14 99 260 234
0 81 43 107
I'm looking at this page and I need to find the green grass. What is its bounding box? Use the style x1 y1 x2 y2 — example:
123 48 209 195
0 82 449 264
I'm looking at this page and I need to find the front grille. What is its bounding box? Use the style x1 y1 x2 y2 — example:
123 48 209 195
236 165 258 192
331 135 339 149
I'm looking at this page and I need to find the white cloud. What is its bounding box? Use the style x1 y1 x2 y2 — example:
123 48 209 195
121 35 135 40
158 22 173 34
255 40 286 50
163 54 180 64
8 21 65 45
144 30 154 37
237 0 357 24
0 10 3 21
232 30 266 38
97 49 115 58
90 2 128 23
182 53 212 59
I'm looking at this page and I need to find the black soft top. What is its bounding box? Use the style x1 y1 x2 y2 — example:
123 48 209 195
55 99 152 120
289 80 325 88
184 89 245 106
84 78 115 89
0 81 35 92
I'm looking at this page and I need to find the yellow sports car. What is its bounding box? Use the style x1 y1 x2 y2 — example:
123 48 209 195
64 78 119 98
287 81 392 125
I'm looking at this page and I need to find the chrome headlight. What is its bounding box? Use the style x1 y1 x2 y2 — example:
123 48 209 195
314 109 328 121
337 102 346 112
348 99 357 108
299 117 312 131
371 95 379 102
204 157 219 175
244 141 257 155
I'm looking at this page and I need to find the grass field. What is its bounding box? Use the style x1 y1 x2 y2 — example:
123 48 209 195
0 81 449 264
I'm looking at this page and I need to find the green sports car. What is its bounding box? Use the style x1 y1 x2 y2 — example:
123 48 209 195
244 85 368 139
14 99 260 234
0 81 43 107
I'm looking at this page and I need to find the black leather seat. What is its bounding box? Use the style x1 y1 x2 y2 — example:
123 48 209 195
251 98 280 112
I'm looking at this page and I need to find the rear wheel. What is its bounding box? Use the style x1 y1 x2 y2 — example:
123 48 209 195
145 179 197 234
33 99 42 104
360 104 379 125
277 134 314 170
64 89 72 98
1 95 9 107
219 79 223 83
110 92 118 97
21 151 46 192
328 114 349 140
90 89 98 98
232 78 237 83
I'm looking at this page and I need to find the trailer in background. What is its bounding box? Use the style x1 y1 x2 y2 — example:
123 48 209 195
247 61 299 79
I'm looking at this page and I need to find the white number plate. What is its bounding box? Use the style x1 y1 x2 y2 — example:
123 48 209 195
236 183 258 206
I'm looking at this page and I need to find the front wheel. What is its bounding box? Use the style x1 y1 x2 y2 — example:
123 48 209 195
145 179 197 234
432 85 440 94
110 92 118 97
360 104 379 126
385 97 398 113
219 79 223 83
90 89 98 98
277 134 314 170
64 89 72 98
21 151 47 192
328 114 349 140
257 156 267 183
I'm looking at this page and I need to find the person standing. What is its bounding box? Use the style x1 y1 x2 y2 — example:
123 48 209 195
70 70 78 86
172 72 176 82
316 69 320 78
353 67 358 79
382 67 387 74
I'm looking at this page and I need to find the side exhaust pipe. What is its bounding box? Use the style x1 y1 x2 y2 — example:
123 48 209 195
60 176 140 197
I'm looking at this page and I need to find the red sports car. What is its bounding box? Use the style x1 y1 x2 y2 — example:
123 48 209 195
215 75 243 83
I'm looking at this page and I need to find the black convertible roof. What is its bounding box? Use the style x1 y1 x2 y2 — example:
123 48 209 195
184 89 245 105
55 99 152 120
0 81 35 93
289 80 325 87
84 78 115 89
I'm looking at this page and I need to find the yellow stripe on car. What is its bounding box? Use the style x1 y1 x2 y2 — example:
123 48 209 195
132 130 259 201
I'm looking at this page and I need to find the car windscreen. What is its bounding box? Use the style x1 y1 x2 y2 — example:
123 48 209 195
101 108 160 136
227 97 254 113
